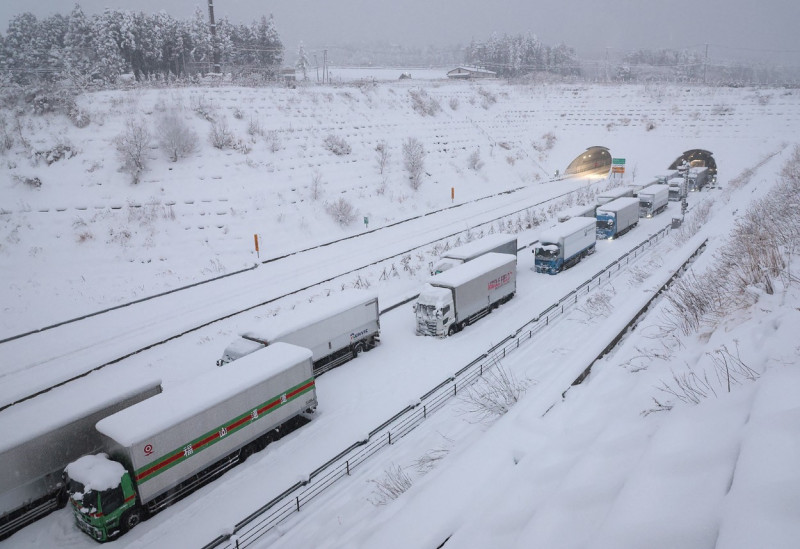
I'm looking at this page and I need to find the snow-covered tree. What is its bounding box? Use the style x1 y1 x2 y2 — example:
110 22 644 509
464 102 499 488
296 41 309 80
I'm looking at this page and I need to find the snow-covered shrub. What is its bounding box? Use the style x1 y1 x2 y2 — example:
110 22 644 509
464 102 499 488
449 97 459 111
402 137 425 190
158 113 198 162
458 365 530 423
265 130 281 153
323 134 351 156
309 172 324 201
368 464 413 506
467 148 483 171
325 197 356 226
247 117 263 137
209 118 235 150
408 88 441 116
532 132 557 153
13 175 42 188
477 87 497 109
0 115 13 152
114 118 151 184
33 141 77 165
375 140 390 174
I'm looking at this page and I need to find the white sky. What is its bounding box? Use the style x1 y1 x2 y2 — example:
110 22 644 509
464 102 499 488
1 0 799 63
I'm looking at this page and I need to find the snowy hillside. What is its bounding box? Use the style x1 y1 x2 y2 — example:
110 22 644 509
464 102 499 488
0 77 798 549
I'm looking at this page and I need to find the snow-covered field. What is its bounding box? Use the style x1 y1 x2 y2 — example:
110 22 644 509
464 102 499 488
0 78 798 548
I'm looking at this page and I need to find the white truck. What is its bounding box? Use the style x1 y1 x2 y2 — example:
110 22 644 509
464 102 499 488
668 175 687 201
557 203 597 223
596 196 640 239
688 166 709 192
65 343 317 542
415 252 516 337
534 217 596 275
431 233 517 275
637 184 670 218
0 374 162 540
218 290 380 374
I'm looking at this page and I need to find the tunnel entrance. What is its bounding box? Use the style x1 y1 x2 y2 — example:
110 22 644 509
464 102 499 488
565 146 612 177
668 149 717 178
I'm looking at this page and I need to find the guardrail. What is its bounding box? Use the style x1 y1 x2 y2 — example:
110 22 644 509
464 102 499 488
201 223 672 549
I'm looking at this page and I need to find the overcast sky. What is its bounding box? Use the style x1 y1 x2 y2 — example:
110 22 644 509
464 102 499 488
1 0 799 64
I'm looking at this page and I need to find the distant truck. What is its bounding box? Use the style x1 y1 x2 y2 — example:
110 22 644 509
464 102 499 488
218 290 380 374
668 176 687 201
415 252 516 337
0 376 162 540
596 197 639 239
557 203 597 223
534 217 596 274
655 171 680 185
431 233 517 275
637 184 670 218
597 186 635 206
65 343 317 542
688 167 709 192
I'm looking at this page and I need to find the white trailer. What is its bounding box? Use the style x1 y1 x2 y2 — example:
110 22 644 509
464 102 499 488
218 290 380 374
596 197 640 239
431 233 517 274
668 175 687 201
415 252 516 337
0 374 161 540
557 203 597 223
597 186 634 206
638 184 670 217
534 216 596 274
65 343 317 542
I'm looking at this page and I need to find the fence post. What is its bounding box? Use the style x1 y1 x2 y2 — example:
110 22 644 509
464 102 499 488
388 431 392 445
346 460 350 476
296 496 300 512
424 405 427 419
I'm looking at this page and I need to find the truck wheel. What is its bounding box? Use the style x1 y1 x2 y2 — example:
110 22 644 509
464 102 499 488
447 325 457 337
239 442 257 463
120 508 142 534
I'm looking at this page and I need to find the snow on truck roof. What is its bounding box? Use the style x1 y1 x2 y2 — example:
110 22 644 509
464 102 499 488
539 216 596 244
0 372 162 454
65 453 126 492
96 343 313 447
242 289 378 342
597 196 639 213
441 233 516 259
426 252 515 287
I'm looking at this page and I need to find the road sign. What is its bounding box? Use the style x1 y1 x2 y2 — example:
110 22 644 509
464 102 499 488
612 158 626 165
611 166 625 174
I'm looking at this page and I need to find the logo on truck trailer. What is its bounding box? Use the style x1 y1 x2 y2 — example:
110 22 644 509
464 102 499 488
488 272 513 290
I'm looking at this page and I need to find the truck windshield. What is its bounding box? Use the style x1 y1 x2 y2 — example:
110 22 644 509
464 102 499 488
597 218 614 231
641 201 652 208
416 303 438 319
535 246 558 259
99 486 125 514
68 478 98 512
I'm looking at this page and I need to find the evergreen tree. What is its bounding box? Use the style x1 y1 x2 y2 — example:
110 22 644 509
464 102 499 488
296 41 309 80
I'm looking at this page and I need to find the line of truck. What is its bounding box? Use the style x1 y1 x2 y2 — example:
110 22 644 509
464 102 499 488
1 204 669 540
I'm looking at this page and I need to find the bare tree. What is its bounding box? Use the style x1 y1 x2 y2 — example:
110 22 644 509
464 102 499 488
403 137 425 190
375 139 390 174
158 113 198 162
114 118 151 184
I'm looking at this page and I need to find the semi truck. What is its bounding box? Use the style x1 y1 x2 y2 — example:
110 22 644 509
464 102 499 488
65 343 317 542
0 375 162 540
431 233 517 275
534 216 596 275
415 252 516 337
637 184 670 218
688 166 709 192
218 290 380 374
668 175 687 201
596 197 640 240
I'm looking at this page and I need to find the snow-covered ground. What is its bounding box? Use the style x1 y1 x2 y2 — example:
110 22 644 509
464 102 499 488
0 79 798 548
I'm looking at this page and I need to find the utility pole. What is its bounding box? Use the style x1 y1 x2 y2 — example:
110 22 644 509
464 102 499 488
703 43 709 84
207 0 221 73
323 49 328 84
